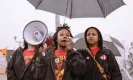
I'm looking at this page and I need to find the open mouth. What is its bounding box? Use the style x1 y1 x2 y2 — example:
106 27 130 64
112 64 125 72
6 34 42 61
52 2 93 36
61 40 68 44
61 40 67 42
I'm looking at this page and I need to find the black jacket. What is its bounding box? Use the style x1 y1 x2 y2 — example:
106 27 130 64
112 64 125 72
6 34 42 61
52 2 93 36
7 47 47 80
41 49 86 80
80 27 122 80
77 48 122 80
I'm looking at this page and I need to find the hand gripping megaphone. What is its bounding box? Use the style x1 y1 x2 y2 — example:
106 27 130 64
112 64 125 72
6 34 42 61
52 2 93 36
23 20 48 45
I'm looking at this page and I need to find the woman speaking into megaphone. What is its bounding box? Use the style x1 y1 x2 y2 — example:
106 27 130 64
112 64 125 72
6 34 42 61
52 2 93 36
7 21 48 80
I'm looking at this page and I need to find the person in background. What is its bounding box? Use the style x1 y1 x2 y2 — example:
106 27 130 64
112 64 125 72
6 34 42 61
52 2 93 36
45 35 54 51
78 27 122 80
38 43 47 56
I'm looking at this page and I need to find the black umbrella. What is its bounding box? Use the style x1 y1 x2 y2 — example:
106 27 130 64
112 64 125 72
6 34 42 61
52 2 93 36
74 38 87 49
110 36 125 49
27 0 125 18
103 41 121 56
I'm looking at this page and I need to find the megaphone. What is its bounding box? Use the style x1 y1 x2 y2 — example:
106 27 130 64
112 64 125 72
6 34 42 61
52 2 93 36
23 20 48 45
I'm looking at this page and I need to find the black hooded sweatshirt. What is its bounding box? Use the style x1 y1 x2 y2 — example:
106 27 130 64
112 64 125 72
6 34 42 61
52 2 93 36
78 27 122 80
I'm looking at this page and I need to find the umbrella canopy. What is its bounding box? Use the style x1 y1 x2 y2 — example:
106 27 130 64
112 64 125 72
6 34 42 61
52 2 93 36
110 36 125 49
74 33 84 38
27 0 125 18
74 38 87 49
103 34 125 49
103 41 122 56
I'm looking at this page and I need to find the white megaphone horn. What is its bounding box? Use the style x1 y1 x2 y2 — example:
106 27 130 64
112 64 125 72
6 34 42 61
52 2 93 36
23 20 48 45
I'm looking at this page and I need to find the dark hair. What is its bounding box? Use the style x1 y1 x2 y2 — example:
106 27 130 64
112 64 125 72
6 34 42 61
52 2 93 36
23 40 41 51
23 40 28 50
53 24 73 49
84 27 103 49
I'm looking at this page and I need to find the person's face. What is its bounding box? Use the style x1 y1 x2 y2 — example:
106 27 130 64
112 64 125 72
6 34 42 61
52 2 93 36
57 29 71 48
86 28 99 46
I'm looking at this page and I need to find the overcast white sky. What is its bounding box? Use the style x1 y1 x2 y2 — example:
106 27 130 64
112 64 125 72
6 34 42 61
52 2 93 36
0 0 133 51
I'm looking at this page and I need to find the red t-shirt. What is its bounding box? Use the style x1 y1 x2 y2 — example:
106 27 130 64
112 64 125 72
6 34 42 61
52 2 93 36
91 48 100 56
23 49 35 65
54 50 67 80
